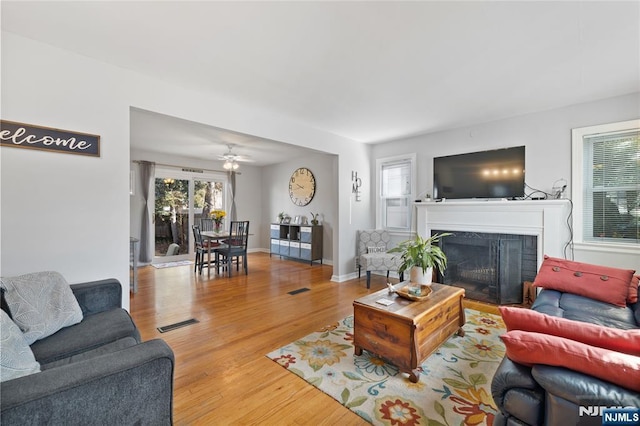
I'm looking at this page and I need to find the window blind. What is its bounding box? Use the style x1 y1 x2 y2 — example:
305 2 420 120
380 158 413 229
381 161 411 197
582 130 640 243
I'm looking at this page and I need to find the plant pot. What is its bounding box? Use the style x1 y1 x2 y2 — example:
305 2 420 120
409 266 433 285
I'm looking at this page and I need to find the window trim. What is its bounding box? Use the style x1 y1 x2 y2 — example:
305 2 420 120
376 153 417 230
571 118 639 247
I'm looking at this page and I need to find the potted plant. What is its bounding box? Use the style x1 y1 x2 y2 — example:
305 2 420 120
310 212 320 226
388 233 451 285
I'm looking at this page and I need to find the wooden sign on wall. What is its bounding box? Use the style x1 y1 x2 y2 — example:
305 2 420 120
0 120 100 157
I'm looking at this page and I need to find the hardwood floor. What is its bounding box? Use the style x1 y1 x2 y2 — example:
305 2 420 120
130 253 498 425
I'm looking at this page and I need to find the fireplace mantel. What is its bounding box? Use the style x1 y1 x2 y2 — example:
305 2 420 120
415 199 572 269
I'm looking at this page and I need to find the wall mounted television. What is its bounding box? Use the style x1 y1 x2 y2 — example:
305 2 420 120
433 146 525 200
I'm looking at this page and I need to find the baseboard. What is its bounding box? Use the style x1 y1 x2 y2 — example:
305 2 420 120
331 272 359 282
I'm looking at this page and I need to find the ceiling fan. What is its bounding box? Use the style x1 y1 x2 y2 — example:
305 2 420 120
217 144 252 170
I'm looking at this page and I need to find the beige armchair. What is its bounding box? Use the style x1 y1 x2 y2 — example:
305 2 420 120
356 229 404 288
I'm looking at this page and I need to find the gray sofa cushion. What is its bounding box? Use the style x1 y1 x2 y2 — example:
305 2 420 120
1 339 174 426
31 308 141 365
41 337 138 370
0 271 83 345
0 310 40 382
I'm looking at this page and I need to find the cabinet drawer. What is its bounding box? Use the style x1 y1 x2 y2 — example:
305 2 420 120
270 239 280 254
300 226 312 243
280 240 290 256
300 242 312 260
289 241 300 258
270 224 281 239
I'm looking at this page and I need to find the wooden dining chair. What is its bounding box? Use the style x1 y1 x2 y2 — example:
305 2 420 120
200 218 214 232
192 225 217 275
214 221 250 277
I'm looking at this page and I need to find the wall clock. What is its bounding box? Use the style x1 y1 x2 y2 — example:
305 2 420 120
289 167 316 206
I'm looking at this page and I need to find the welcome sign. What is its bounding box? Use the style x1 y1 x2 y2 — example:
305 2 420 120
0 120 100 157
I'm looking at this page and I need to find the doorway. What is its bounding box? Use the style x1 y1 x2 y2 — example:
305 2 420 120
153 168 227 262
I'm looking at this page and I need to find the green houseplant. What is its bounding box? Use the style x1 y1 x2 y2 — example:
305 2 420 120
388 233 451 285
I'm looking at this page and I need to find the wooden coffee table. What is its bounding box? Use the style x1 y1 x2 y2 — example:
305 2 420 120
353 282 465 383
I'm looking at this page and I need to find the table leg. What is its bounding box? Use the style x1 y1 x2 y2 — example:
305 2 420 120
354 346 363 356
409 369 420 383
132 242 138 293
207 242 212 278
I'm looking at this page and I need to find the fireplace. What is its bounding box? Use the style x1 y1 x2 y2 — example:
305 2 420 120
433 230 537 304
416 200 571 303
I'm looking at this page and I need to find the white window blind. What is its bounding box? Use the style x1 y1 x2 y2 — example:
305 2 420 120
381 161 411 197
582 130 639 244
379 157 414 230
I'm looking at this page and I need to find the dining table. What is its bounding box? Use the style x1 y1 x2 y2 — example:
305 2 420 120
201 230 230 277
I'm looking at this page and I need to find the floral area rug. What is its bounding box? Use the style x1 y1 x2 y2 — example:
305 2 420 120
267 309 505 425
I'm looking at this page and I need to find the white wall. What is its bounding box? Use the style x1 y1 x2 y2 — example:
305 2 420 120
7 30 631 295
262 153 336 262
372 93 640 270
1 33 131 306
1 33 374 305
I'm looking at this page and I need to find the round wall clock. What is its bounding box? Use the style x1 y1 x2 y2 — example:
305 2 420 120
289 167 316 206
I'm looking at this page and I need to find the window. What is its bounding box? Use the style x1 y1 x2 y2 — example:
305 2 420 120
572 119 639 245
376 154 416 230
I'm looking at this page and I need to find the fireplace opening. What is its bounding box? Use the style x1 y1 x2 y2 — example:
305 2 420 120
433 231 537 304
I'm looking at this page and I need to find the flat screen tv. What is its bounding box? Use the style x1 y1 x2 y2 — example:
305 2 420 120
433 146 525 200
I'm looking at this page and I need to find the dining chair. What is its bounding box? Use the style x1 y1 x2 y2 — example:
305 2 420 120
192 225 217 275
214 221 250 277
200 218 214 232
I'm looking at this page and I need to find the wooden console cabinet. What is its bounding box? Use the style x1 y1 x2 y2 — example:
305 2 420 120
270 223 323 265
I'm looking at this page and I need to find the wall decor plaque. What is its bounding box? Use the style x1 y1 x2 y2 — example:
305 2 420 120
352 170 362 201
0 120 100 157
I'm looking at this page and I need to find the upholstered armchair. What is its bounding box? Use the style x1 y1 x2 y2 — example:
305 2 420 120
356 229 404 288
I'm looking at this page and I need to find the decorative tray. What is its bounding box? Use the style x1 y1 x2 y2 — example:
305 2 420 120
395 285 432 301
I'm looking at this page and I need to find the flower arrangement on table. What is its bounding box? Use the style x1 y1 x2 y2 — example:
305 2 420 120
210 210 226 232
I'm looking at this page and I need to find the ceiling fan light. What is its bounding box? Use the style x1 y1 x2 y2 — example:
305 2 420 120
232 161 239 170
223 159 232 170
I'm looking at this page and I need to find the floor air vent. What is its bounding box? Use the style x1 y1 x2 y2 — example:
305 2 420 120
157 318 199 333
288 288 310 295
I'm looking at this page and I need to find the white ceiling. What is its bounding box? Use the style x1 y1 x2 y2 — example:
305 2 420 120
2 1 639 165
129 108 321 166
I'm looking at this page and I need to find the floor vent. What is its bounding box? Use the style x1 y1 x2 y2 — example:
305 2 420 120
157 318 199 333
288 288 310 295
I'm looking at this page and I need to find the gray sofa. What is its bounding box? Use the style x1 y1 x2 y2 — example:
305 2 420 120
0 278 175 425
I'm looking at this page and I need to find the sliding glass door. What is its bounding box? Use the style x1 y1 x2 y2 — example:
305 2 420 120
194 179 225 228
153 168 227 262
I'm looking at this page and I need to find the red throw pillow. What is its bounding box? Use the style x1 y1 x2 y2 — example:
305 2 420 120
499 306 640 356
532 256 634 307
500 331 640 392
629 275 639 304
